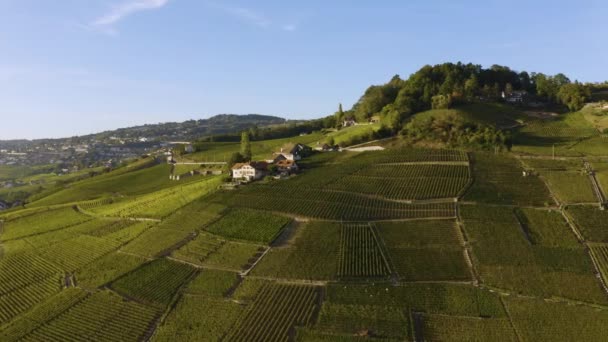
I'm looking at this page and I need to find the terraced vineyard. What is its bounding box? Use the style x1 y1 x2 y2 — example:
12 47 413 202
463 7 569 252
566 205 608 242
376 220 470 281
420 314 518 341
518 112 599 141
338 223 391 278
171 230 266 271
0 277 62 325
213 188 457 221
110 259 197 307
0 288 89 342
90 175 223 219
206 208 291 243
589 244 608 286
19 291 159 342
76 252 147 289
328 164 470 200
2 137 608 341
225 283 320 341
464 152 554 206
1 207 91 241
314 303 409 340
39 235 121 271
461 204 607 304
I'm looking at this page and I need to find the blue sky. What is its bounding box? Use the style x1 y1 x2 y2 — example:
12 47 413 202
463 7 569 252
0 0 606 139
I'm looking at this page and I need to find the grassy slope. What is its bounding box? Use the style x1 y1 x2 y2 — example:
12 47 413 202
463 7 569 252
28 163 208 207
513 110 604 156
327 124 381 145
581 103 608 131
411 102 525 128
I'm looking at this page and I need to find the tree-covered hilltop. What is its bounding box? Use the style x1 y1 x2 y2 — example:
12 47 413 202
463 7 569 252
333 62 594 131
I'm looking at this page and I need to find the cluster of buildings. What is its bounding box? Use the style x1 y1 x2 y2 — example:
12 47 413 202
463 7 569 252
502 90 528 104
230 143 310 181
341 115 380 128
501 90 546 108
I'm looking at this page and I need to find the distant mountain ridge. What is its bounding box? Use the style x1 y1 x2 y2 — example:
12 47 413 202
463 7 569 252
93 113 288 141
1 114 288 144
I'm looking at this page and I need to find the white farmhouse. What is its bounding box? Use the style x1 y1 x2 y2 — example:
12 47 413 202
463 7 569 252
231 162 268 181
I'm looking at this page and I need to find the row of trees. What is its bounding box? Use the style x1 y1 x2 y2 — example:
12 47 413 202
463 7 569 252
197 119 326 143
335 63 593 133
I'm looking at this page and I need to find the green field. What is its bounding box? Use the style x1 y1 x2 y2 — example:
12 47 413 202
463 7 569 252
314 303 409 340
566 205 608 242
1 126 608 340
153 296 243 341
225 283 320 341
172 231 265 271
376 220 470 281
252 221 341 280
461 205 606 304
111 259 196 307
505 296 608 341
76 251 147 289
421 314 518 341
338 223 392 279
593 161 608 191
17 290 159 341
0 288 89 342
512 111 600 157
205 208 291 244
464 152 553 206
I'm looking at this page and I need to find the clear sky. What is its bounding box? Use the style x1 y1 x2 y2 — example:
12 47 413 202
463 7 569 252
1 0 606 139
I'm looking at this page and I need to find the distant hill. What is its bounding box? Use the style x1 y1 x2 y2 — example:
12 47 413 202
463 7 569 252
72 114 287 143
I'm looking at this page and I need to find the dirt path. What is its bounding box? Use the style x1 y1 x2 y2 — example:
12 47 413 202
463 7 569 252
76 205 162 223
499 297 524 342
117 249 154 261
587 165 606 204
243 275 328 286
379 161 469 166
455 205 480 285
240 247 271 277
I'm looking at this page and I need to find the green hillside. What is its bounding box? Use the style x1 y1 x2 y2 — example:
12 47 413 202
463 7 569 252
2 125 608 341
1 63 608 341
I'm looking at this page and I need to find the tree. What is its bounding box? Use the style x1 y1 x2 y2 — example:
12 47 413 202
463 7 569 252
557 83 590 112
228 152 245 167
464 76 479 100
431 95 452 109
554 73 571 87
240 131 251 161
335 103 344 122
534 73 562 102
519 71 533 92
